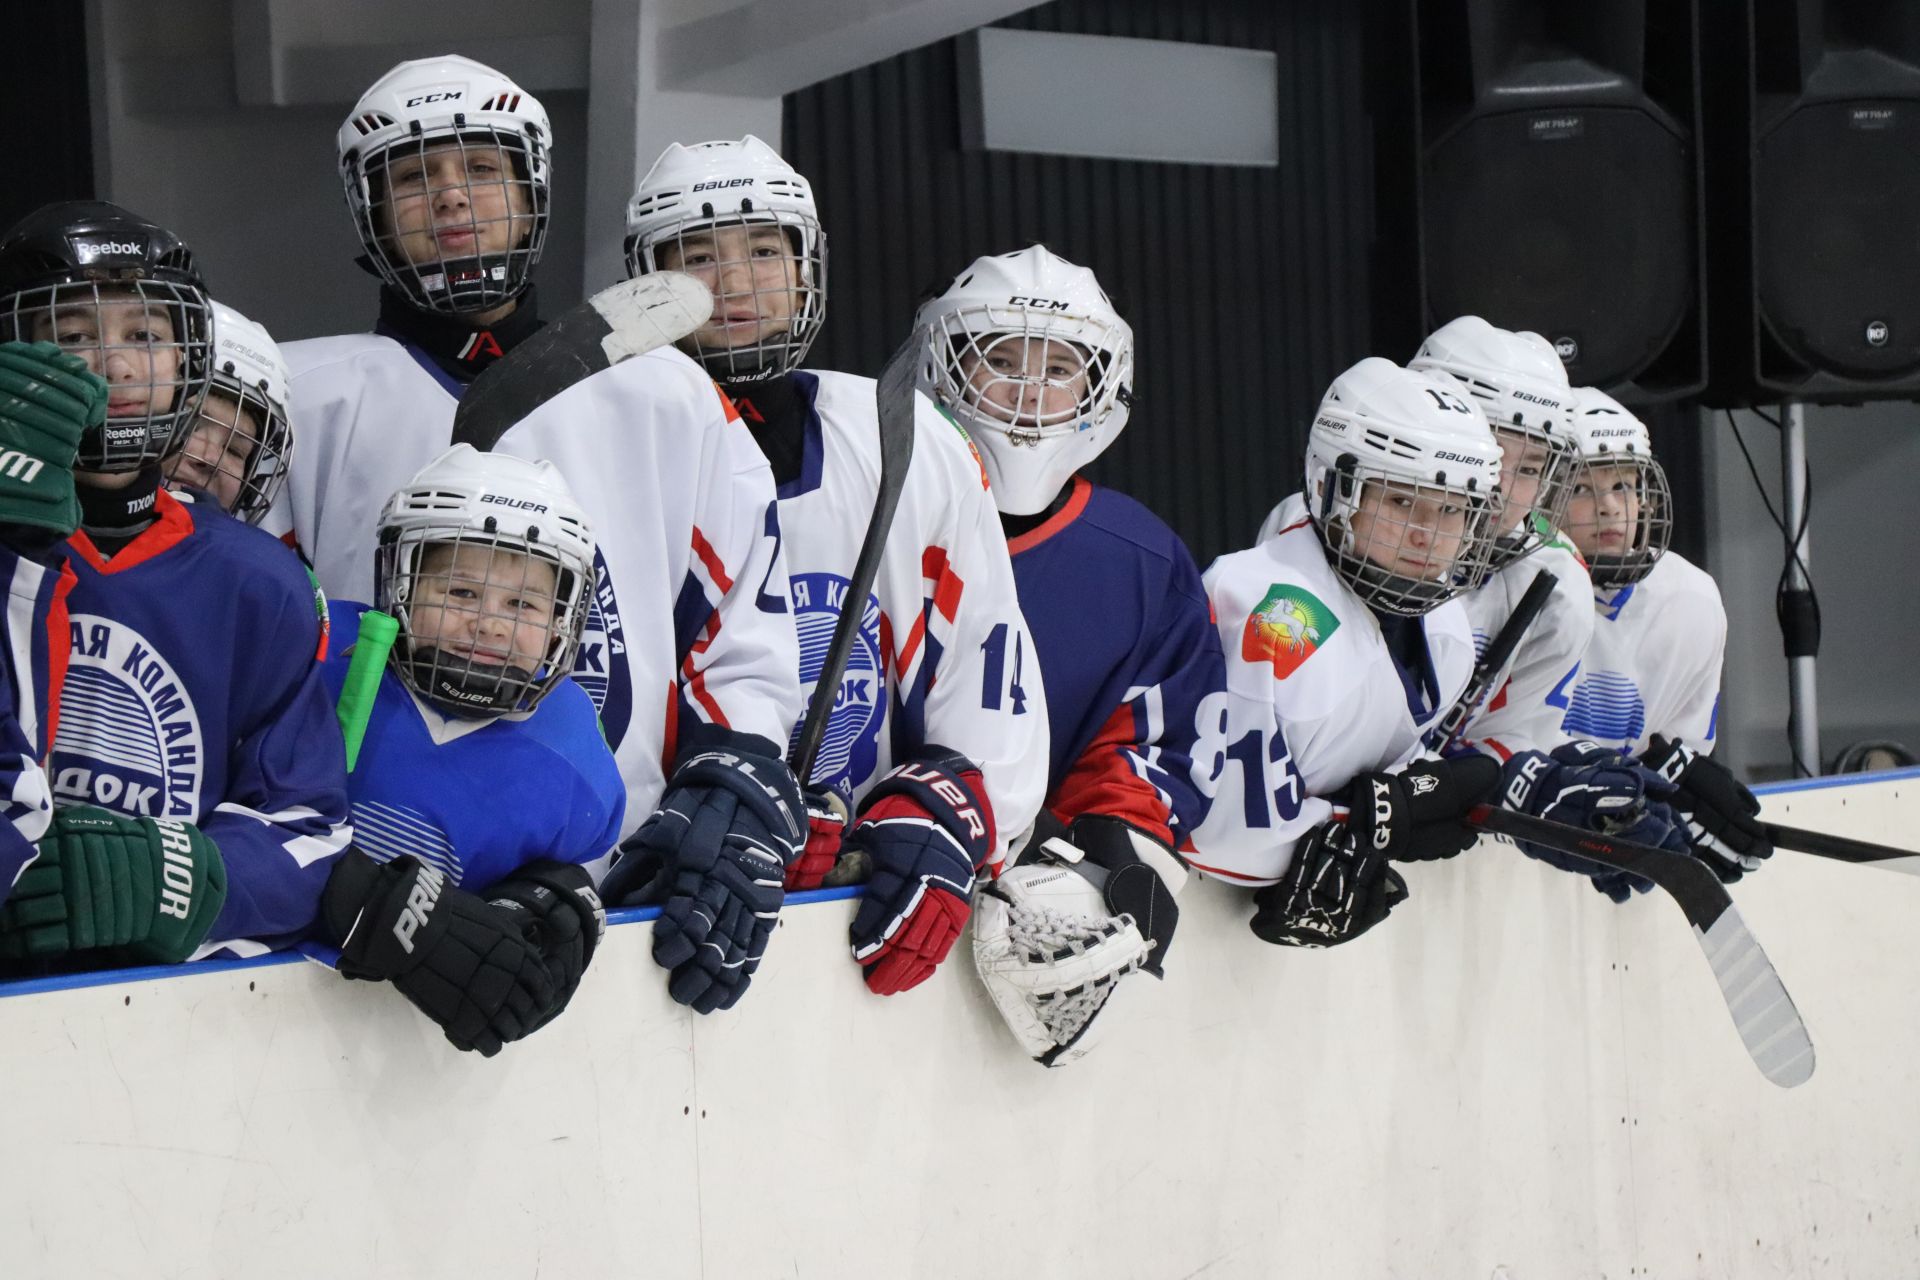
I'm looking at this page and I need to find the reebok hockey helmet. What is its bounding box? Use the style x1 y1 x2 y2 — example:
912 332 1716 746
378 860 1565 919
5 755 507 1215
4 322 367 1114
1304 357 1504 616
375 444 596 718
1409 315 1578 570
165 301 292 526
1564 387 1672 589
0 200 214 473
624 136 827 383
914 245 1134 516
338 55 552 315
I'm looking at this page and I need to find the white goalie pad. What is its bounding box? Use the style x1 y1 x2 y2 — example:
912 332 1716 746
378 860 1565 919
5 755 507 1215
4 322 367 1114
972 844 1154 1067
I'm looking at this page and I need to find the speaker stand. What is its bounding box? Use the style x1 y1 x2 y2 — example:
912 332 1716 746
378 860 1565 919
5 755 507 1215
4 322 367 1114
1780 402 1821 776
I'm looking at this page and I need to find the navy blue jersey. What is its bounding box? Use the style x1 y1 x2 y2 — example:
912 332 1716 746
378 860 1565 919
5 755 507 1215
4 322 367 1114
52 491 352 953
1007 478 1222 847
0 541 73 897
323 603 626 890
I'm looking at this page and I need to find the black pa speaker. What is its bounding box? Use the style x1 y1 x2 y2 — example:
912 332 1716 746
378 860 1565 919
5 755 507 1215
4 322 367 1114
1703 1 1920 405
1411 0 1706 402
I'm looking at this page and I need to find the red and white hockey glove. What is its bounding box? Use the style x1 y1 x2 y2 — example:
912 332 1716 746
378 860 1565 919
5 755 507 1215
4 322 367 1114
845 748 996 996
785 788 848 891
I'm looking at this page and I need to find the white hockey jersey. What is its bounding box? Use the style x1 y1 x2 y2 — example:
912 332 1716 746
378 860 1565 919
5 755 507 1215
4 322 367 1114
1454 536 1593 759
765 370 1047 869
1190 494 1477 885
486 347 804 837
1556 551 1726 757
273 334 463 604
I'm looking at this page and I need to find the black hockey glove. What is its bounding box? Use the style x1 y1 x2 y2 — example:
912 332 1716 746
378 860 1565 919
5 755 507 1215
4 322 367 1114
1249 820 1408 948
602 728 804 1015
1641 735 1772 883
1500 741 1692 903
1341 755 1500 862
484 860 607 1026
322 848 558 1057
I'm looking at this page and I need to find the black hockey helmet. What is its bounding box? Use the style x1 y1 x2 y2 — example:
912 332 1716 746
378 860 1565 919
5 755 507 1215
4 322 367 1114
0 200 215 473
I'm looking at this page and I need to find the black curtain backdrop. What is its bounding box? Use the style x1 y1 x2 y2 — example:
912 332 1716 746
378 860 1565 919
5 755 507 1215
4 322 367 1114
5 4 94 231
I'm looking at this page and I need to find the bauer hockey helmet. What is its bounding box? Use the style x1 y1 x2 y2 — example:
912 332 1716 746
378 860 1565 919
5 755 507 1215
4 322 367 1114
338 55 552 316
0 200 214 473
165 301 292 526
1563 387 1671 589
913 245 1135 516
1304 357 1504 616
375 444 595 718
1409 315 1578 570
624 136 826 383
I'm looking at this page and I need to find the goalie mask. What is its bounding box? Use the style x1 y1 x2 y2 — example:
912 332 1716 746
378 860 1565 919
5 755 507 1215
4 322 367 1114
0 200 214 473
375 444 595 718
339 55 551 316
624 136 827 384
164 301 292 525
1409 315 1577 570
1564 387 1672 589
914 245 1135 516
1304 357 1504 617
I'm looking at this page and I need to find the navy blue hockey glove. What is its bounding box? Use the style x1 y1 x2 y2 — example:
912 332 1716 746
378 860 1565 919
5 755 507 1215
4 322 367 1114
1341 755 1501 862
602 729 803 1014
1641 735 1772 883
322 848 558 1057
845 748 996 996
1250 818 1408 947
485 860 606 1027
1500 741 1692 903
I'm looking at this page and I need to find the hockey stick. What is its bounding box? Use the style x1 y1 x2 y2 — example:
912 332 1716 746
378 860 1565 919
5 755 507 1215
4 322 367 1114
1468 803 1817 1088
1765 822 1920 875
791 332 918 784
335 610 398 773
1424 568 1557 753
449 272 713 450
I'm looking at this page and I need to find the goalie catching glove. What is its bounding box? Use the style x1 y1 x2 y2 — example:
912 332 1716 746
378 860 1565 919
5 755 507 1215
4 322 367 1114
1641 734 1771 883
973 815 1186 1066
1250 818 1407 948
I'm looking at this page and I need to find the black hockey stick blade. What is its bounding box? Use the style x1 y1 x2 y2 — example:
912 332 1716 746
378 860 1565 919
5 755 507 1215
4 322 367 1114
1767 822 1920 876
791 333 919 786
1469 804 1817 1088
1424 568 1558 752
450 272 713 451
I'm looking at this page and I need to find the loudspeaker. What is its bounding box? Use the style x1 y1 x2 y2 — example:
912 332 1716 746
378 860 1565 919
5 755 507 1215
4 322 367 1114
1703 1 1920 405
1411 0 1706 402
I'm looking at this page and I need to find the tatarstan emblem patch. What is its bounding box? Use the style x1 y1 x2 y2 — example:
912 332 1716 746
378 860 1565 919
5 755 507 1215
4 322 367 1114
1242 584 1339 678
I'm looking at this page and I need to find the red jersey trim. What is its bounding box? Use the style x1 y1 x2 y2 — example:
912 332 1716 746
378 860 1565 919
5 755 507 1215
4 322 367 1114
689 526 735 595
1006 476 1094 555
66 489 196 575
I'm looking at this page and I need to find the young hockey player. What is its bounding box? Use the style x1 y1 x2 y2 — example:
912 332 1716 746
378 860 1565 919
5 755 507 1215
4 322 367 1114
912 245 1220 1063
0 202 351 965
163 301 292 525
314 445 622 1056
277 54 553 603
619 138 1047 998
1557 387 1771 883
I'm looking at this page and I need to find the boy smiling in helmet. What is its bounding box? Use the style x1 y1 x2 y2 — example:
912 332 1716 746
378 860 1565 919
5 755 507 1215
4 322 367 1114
617 137 1047 998
164 301 292 524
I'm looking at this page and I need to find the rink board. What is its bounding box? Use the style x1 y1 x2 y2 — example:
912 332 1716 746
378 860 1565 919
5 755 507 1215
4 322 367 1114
0 770 1915 1279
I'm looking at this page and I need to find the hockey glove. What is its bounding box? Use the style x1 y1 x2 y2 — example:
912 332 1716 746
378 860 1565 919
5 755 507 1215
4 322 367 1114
1500 741 1693 902
973 815 1186 1066
602 729 804 1014
484 860 607 1025
1642 734 1772 883
322 848 558 1057
0 341 104 540
0 807 227 963
1342 755 1500 862
845 748 996 996
785 787 848 891
1250 818 1408 948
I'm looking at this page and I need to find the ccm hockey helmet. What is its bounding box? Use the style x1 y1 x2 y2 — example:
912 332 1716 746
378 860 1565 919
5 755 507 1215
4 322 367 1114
165 300 292 526
1564 387 1672 589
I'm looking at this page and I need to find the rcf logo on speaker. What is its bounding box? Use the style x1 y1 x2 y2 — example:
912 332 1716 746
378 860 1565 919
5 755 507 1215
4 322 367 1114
1865 320 1891 348
1553 335 1580 363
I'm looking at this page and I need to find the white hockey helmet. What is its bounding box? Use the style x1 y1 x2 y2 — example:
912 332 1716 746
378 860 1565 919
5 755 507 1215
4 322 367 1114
1564 387 1671 589
374 444 595 718
337 55 552 315
1304 357 1504 616
164 301 292 526
623 136 827 384
1409 315 1578 568
913 245 1135 516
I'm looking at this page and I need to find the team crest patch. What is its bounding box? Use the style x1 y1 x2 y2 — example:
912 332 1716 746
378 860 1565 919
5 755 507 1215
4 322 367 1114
784 570 885 797
54 613 205 817
1242 584 1339 679
572 546 633 750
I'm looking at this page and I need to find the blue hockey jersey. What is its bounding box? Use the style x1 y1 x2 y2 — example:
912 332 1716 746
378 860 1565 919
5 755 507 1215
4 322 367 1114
53 490 352 953
323 603 626 889
1007 477 1222 847
0 541 73 897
